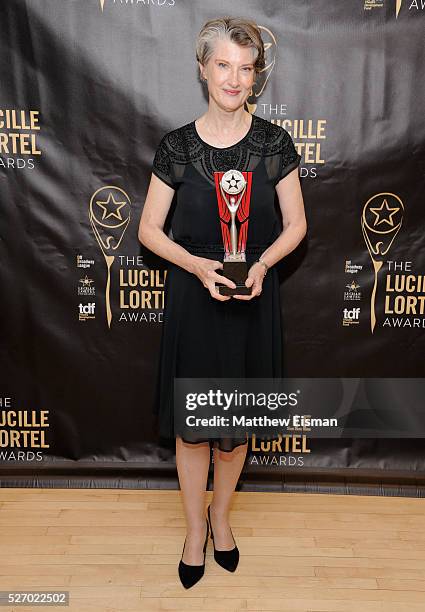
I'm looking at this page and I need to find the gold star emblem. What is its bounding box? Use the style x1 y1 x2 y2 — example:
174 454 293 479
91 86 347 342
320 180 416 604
346 281 360 291
80 275 94 286
369 199 400 227
96 193 126 221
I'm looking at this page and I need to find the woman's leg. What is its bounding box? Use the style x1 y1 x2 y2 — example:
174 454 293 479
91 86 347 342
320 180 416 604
175 435 211 564
210 441 249 549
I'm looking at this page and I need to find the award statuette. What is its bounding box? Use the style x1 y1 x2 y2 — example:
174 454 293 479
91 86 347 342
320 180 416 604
214 169 253 296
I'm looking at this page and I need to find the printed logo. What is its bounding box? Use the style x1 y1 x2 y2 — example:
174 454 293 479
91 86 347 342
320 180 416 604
344 280 361 301
0 398 49 461
89 186 131 328
383 260 425 328
364 0 421 18
79 302 96 321
342 307 361 326
77 255 95 269
361 193 404 333
345 260 363 274
364 0 384 10
0 109 41 170
78 275 95 296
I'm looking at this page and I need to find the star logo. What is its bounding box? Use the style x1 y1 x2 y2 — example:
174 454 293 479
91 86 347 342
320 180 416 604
89 185 132 328
361 191 404 333
95 193 126 221
346 281 360 291
79 275 94 287
99 0 105 11
225 173 242 191
369 199 400 227
395 0 403 18
221 169 246 195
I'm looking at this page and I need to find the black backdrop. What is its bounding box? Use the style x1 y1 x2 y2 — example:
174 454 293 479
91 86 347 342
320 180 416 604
1 0 424 492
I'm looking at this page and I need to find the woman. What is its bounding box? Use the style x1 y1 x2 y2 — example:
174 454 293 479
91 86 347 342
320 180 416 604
138 16 306 588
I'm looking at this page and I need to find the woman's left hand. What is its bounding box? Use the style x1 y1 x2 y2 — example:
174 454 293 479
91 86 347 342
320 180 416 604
232 262 266 300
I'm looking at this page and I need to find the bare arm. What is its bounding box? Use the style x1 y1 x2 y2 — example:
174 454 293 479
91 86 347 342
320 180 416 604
138 173 236 300
138 173 195 272
260 166 307 267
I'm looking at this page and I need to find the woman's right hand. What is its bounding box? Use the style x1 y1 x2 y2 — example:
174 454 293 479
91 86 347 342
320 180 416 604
191 256 236 301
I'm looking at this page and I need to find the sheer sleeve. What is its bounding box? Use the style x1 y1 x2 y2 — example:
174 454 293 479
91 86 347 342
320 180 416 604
275 128 301 184
152 133 177 189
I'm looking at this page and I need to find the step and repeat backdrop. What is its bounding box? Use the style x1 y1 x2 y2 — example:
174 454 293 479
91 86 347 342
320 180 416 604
1 0 424 488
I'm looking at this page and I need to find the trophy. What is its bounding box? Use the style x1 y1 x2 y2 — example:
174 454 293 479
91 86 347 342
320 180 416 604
214 169 253 296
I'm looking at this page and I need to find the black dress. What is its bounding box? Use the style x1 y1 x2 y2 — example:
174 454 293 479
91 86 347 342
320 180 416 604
151 114 301 452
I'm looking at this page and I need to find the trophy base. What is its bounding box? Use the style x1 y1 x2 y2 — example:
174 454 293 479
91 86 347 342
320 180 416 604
217 260 251 296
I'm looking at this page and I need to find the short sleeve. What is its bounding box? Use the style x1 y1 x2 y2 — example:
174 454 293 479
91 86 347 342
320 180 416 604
275 129 301 184
152 133 177 189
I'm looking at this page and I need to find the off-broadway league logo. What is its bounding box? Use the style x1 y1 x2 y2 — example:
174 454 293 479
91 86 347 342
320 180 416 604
89 186 131 328
77 255 95 269
361 192 404 333
345 260 363 274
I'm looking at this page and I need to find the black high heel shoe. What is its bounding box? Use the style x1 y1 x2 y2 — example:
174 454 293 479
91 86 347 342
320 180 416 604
178 518 209 589
207 504 239 572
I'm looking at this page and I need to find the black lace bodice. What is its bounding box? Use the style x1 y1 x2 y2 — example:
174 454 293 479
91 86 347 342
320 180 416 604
151 114 301 247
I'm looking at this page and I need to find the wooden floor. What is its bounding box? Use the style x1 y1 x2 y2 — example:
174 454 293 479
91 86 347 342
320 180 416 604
0 488 424 611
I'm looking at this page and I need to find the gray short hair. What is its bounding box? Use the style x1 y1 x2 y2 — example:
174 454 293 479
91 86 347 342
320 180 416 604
196 16 265 75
